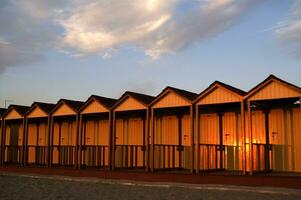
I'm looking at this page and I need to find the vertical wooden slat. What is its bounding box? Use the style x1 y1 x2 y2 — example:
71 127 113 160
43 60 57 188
264 110 270 172
240 100 246 175
23 118 29 166
0 120 6 166
218 112 224 171
196 105 200 174
190 105 194 174
75 114 79 168
47 116 52 167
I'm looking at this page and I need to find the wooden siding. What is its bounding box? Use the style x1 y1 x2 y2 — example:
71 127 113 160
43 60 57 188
4 109 22 120
83 120 109 145
52 104 76 116
81 100 108 114
27 107 47 118
115 118 144 145
249 81 301 101
197 86 241 105
152 92 190 108
115 96 146 111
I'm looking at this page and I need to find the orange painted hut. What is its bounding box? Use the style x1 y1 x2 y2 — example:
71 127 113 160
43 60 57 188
49 99 84 167
78 95 116 169
111 91 154 170
244 75 301 173
0 105 30 165
149 87 197 172
24 102 55 166
193 81 246 174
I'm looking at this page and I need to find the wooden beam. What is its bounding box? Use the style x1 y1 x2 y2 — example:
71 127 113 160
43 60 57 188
75 114 79 169
78 114 83 169
190 105 194 174
240 100 246 175
151 108 154 172
145 108 150 172
21 117 26 166
111 111 116 170
196 105 200 174
247 101 253 175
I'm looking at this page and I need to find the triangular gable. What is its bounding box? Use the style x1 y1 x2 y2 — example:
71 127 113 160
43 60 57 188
247 80 301 101
81 99 109 114
4 108 23 120
52 103 76 116
196 85 243 105
152 91 191 108
27 106 48 118
114 96 146 111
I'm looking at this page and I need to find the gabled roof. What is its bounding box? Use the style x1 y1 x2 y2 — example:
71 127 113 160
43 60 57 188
26 102 56 116
2 104 30 118
194 81 246 104
112 91 155 110
245 74 301 100
150 86 198 107
50 99 84 114
0 108 7 118
79 95 117 112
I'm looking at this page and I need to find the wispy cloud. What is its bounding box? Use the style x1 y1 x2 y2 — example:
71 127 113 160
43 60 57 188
275 0 301 58
0 0 264 72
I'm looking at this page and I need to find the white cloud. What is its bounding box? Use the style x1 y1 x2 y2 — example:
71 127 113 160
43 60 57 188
0 0 264 72
276 0 301 57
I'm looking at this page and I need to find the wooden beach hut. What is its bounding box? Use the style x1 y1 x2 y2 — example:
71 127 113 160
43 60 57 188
193 81 246 174
244 75 301 173
0 105 30 165
24 102 55 166
111 91 154 170
49 99 84 167
78 95 116 169
149 87 197 173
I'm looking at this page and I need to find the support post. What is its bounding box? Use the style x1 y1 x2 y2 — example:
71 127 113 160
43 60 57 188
264 110 270 172
151 108 155 172
49 116 54 168
218 112 224 171
107 111 112 171
111 111 116 170
0 120 6 166
21 117 26 166
247 101 253 175
196 105 200 174
78 114 83 169
190 105 194 174
240 100 246 175
145 108 150 172
75 114 79 169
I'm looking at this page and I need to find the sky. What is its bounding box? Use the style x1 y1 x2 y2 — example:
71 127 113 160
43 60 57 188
0 0 301 107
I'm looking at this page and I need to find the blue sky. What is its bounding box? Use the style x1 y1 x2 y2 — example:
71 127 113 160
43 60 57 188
0 0 301 107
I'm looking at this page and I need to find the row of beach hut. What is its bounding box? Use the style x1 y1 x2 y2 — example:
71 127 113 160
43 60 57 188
0 75 300 175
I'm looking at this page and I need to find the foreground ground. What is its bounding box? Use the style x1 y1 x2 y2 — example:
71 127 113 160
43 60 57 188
0 173 300 200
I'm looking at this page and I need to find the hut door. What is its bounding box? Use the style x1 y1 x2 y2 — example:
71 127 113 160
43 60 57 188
9 124 19 163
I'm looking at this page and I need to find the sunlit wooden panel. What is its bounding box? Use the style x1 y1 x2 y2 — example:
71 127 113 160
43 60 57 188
115 97 146 111
251 111 265 144
293 108 301 172
128 118 143 145
27 124 37 146
249 81 300 101
5 109 22 120
52 104 76 116
38 123 48 146
98 120 109 145
53 123 59 145
197 87 241 105
5 126 10 145
161 115 178 145
85 121 95 145
115 119 124 145
18 125 23 146
181 115 191 146
152 92 190 108
27 107 47 118
81 100 108 114
200 113 219 144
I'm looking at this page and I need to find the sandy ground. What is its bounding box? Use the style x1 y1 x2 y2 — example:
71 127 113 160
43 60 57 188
0 173 301 200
